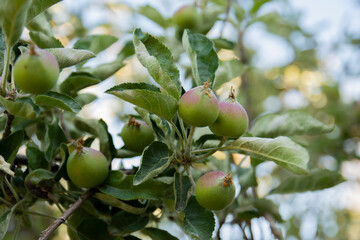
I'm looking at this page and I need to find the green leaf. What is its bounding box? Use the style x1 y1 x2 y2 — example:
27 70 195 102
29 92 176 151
137 5 170 28
60 72 100 97
54 143 69 181
74 34 117 54
142 228 179 240
94 193 147 215
0 155 14 176
0 28 5 74
225 136 309 174
29 30 63 48
182 29 219 86
74 93 97 107
134 141 170 185
106 83 178 120
0 95 37 119
183 196 215 240
110 211 149 236
237 167 257 188
73 118 115 160
135 107 173 143
0 130 24 163
26 12 52 35
133 29 181 100
0 206 14 239
35 91 82 113
82 58 124 81
77 218 114 240
46 48 96 69
99 172 171 201
44 118 67 161
26 146 49 170
250 0 272 14
25 0 61 24
0 0 32 47
251 110 335 137
174 172 192 212
25 168 55 198
213 59 247 91
237 197 282 222
270 169 345 194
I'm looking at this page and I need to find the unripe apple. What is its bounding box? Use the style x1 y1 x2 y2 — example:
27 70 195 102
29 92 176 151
195 171 235 210
209 88 248 138
173 5 200 30
67 147 109 188
120 117 155 152
13 46 59 94
178 82 219 127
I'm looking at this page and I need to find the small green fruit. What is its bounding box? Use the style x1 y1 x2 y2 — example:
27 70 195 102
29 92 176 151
67 147 109 188
13 46 59 94
195 171 235 210
120 117 155 152
178 82 219 127
210 88 248 138
173 5 200 30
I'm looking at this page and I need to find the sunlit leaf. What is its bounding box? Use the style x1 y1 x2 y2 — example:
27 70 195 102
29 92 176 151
174 172 192 212
182 29 219 86
142 228 179 240
29 30 63 48
106 83 178 120
60 72 100 97
35 91 82 113
133 29 181 100
270 169 345 194
0 95 37 120
94 193 147 215
25 0 61 24
251 110 334 137
222 136 309 174
46 48 96 69
134 141 170 185
183 196 215 240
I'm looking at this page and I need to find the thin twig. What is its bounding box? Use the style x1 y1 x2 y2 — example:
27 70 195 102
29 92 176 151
38 189 95 240
58 111 71 141
2 110 15 139
185 126 195 158
192 137 227 161
238 221 249 240
219 0 232 38
263 214 283 240
247 220 254 240
216 220 225 240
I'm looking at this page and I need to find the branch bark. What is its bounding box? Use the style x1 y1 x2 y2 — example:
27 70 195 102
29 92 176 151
2 110 15 139
38 189 95 240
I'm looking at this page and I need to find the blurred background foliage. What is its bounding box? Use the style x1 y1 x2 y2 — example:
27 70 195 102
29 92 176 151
4 0 360 239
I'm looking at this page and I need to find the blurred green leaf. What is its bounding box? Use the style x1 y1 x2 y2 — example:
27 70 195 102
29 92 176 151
74 93 97 107
0 0 32 47
135 107 173 143
94 193 147 215
183 30 219 86
213 59 247 91
270 169 345 194
138 5 170 28
60 72 100 97
174 172 192 212
134 141 170 185
0 96 37 119
54 143 69 181
183 196 215 240
74 34 117 54
26 146 49 170
74 118 115 160
46 48 96 69
77 218 114 240
251 110 334 137
106 83 178 120
237 197 282 222
99 172 171 201
237 167 257 188
0 28 4 74
82 58 124 81
133 28 181 100
143 228 179 240
227 136 309 174
0 205 13 239
251 0 272 14
110 211 149 236
35 91 82 113
29 30 63 48
44 118 67 161
0 130 24 163
25 0 61 24
26 12 52 35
